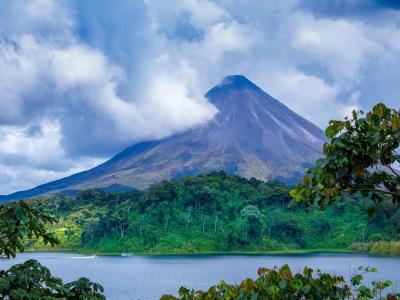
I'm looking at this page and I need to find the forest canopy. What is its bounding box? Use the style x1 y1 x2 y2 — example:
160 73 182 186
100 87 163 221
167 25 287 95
27 171 400 254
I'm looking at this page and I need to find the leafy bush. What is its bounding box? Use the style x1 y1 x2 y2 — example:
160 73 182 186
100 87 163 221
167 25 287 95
291 103 400 210
0 201 105 299
0 259 104 299
161 265 398 300
0 201 58 258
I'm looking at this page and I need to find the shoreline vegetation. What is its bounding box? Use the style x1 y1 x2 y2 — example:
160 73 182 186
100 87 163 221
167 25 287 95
25 248 355 256
25 245 400 257
349 241 400 256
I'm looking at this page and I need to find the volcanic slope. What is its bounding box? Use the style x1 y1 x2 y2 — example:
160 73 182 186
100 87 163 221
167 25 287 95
2 75 326 200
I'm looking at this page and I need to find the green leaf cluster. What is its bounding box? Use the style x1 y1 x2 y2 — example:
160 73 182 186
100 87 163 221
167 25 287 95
291 103 400 210
0 259 104 299
0 201 58 258
161 265 398 300
0 201 105 299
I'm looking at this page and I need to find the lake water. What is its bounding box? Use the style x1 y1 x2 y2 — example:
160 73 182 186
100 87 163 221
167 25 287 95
0 252 399 299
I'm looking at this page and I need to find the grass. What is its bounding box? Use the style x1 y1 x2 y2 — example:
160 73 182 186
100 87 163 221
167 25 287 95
349 241 400 256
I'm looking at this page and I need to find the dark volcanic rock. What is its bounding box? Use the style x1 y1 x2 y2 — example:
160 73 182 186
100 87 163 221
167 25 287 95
1 75 326 201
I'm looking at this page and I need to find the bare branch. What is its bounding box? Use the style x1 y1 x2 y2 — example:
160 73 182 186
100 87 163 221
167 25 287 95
386 164 400 178
354 188 400 197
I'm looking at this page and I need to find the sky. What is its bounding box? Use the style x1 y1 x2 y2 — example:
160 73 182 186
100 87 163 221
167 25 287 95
0 0 399 194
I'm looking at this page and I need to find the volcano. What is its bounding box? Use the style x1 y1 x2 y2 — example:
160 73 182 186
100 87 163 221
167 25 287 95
2 75 326 200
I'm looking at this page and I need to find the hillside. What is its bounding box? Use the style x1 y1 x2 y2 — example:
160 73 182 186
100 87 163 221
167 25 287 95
2 75 326 201
28 172 399 254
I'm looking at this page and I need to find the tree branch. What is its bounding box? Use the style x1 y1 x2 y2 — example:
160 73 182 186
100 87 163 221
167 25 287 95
379 160 400 178
386 164 400 178
353 188 400 197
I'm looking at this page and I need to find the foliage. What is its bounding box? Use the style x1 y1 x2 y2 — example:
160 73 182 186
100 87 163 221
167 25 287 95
161 264 398 300
27 172 400 254
0 201 58 258
0 201 105 299
291 103 400 210
0 259 105 299
64 277 105 299
0 259 65 299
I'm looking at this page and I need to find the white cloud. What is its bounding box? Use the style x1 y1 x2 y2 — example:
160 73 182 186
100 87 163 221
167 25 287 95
293 16 383 82
178 0 228 29
0 161 101 195
0 120 66 170
255 69 361 126
139 73 217 138
0 120 102 194
0 0 73 39
200 21 257 61
145 0 228 32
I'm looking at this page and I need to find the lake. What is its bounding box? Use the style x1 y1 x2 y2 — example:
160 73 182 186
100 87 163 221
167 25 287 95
0 252 399 299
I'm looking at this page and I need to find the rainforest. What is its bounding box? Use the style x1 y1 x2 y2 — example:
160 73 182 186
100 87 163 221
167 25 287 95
25 171 399 255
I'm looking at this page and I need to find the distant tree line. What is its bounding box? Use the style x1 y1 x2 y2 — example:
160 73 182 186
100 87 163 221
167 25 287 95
31 170 400 254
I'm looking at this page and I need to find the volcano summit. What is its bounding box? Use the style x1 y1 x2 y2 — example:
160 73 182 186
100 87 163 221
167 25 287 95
2 75 326 200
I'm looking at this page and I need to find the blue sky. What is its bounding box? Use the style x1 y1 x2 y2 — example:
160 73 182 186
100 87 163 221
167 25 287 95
0 0 399 194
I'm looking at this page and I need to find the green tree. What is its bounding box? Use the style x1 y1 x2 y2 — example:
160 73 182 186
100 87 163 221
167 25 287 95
240 205 264 240
0 201 58 258
291 103 400 210
0 201 105 299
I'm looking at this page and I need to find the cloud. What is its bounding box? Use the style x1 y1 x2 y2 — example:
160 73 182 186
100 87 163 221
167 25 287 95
292 16 382 83
0 0 399 193
257 69 343 124
0 120 68 171
0 120 102 194
0 161 101 195
0 0 73 39
145 0 228 35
